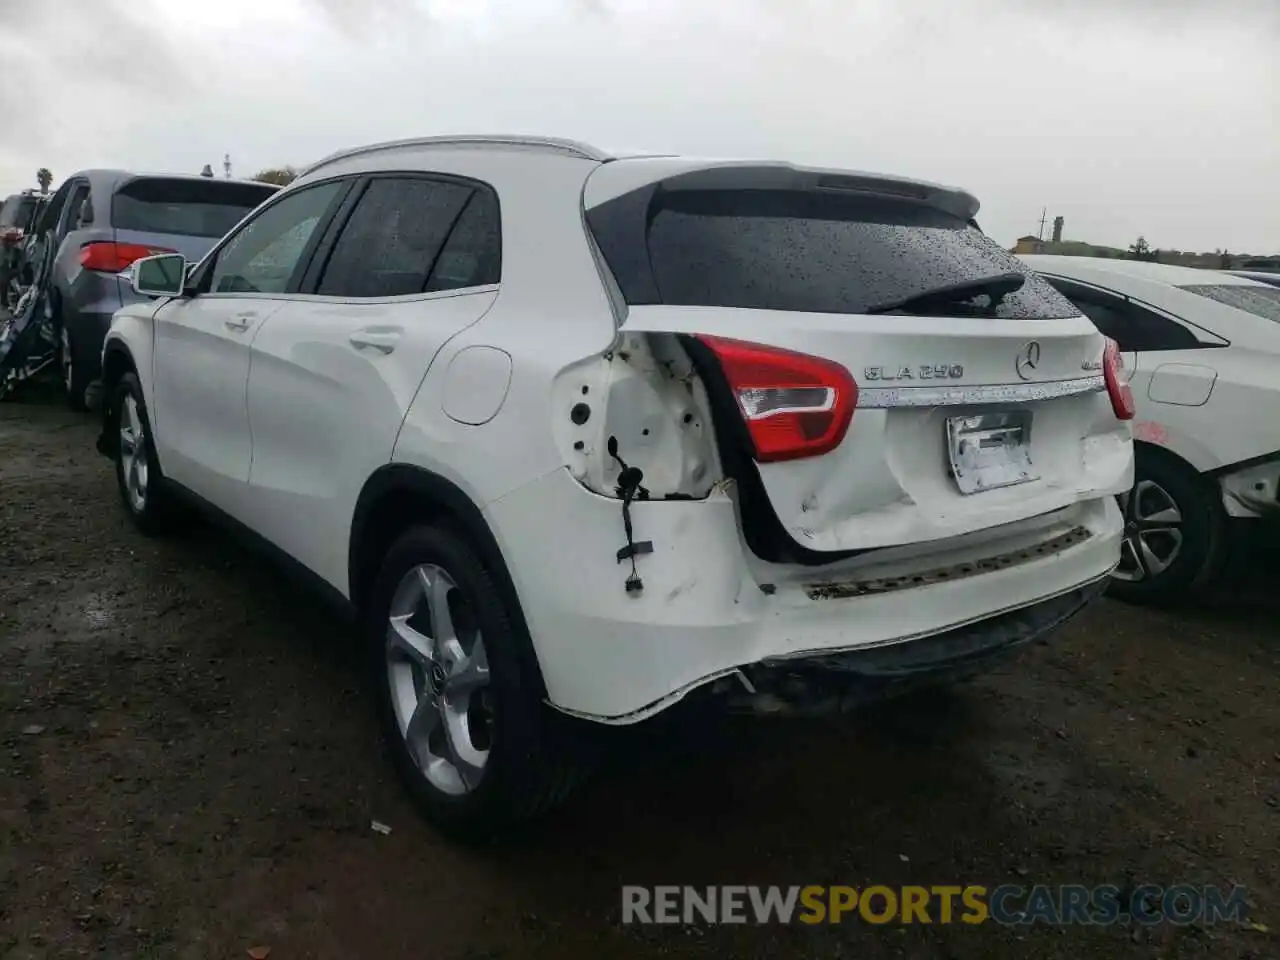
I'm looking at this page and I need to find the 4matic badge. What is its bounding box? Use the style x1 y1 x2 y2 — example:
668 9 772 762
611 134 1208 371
864 364 964 381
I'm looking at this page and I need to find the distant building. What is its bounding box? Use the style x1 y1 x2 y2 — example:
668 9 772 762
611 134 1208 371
1013 235 1045 255
1051 216 1064 243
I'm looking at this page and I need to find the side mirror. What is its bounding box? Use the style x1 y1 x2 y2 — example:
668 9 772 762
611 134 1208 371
131 253 187 298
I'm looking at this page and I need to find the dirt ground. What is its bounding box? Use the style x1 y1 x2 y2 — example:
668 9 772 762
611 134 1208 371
1 379 1277 960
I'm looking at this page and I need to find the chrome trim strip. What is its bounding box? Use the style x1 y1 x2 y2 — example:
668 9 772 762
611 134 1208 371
856 375 1105 408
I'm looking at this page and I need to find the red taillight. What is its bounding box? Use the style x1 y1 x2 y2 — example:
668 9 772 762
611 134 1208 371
78 241 175 273
696 335 857 463
0 227 21 246
1103 337 1135 421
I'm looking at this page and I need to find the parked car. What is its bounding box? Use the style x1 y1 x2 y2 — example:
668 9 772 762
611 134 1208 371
0 190 45 311
95 136 1134 838
35 170 278 408
1226 269 1280 289
1019 255 1280 602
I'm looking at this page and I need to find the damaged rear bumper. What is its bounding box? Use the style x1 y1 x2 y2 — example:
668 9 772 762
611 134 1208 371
728 576 1106 716
483 467 1124 723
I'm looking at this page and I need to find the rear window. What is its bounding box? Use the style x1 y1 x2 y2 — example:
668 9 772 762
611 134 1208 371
1179 284 1280 324
588 187 1079 320
112 178 278 239
0 195 36 228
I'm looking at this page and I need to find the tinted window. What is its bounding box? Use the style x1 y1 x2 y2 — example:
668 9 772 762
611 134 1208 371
36 184 71 236
1180 284 1280 324
317 178 474 298
113 178 278 239
1047 280 1201 351
209 182 343 295
589 188 1078 319
425 189 502 292
62 184 90 232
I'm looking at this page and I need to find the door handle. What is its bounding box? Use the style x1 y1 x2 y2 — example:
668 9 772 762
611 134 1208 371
224 313 255 332
349 331 400 354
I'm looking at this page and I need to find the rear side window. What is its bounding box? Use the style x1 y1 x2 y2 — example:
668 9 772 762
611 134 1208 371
588 187 1079 320
112 178 278 238
1179 284 1280 324
424 190 501 292
1047 280 1202 351
316 177 498 298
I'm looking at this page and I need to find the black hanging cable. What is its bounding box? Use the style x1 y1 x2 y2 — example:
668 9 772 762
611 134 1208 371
608 436 652 594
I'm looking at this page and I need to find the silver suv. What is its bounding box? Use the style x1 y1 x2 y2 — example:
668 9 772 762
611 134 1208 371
37 170 277 408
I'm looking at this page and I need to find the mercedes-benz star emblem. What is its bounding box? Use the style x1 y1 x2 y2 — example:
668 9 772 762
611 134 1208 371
429 661 447 695
1015 340 1042 381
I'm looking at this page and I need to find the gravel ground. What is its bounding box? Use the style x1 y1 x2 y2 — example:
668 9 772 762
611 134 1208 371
1 379 1277 960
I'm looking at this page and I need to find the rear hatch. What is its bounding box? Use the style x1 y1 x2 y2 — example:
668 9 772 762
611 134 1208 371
584 159 1133 559
107 176 278 296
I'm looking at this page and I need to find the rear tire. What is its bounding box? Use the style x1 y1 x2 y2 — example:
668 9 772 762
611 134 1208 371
1107 447 1227 605
366 524 590 841
111 372 175 536
59 318 90 412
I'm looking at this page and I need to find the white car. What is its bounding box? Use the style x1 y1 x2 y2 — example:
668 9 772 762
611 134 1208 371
94 136 1133 837
1020 255 1280 602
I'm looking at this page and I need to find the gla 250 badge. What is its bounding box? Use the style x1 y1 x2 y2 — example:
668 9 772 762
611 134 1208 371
864 364 964 382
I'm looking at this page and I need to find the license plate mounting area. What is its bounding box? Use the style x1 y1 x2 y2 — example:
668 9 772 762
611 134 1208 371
946 410 1037 495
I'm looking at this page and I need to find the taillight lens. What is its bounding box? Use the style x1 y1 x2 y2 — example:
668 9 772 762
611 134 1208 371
1103 337 1135 421
696 335 857 463
79 241 175 273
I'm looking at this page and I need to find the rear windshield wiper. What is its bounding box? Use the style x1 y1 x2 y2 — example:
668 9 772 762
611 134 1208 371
865 272 1027 316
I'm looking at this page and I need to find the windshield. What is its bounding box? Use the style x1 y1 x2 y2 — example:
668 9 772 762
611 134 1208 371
1179 284 1280 324
112 177 278 239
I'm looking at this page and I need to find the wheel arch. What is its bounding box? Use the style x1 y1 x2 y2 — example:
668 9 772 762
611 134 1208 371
349 464 548 700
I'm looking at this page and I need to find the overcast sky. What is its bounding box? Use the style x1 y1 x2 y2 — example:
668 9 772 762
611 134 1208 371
1 0 1276 252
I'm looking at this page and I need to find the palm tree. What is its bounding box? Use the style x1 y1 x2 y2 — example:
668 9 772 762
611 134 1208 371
36 168 52 194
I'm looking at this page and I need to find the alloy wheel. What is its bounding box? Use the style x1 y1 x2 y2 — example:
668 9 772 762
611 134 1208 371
1113 480 1183 582
118 395 149 513
385 563 493 795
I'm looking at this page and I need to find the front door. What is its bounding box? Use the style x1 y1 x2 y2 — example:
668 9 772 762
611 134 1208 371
150 180 349 516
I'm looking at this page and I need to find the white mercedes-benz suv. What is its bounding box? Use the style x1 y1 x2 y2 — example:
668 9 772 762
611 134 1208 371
94 135 1134 837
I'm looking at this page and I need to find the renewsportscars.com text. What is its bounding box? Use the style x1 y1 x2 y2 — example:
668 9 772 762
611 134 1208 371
621 884 1250 927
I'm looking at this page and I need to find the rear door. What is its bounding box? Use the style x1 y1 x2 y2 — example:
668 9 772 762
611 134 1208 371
242 174 502 590
584 161 1132 555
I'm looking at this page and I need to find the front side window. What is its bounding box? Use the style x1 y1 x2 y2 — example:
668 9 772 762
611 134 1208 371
208 182 344 295
315 177 487 298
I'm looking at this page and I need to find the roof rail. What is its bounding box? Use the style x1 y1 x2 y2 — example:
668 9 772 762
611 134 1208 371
299 135 611 177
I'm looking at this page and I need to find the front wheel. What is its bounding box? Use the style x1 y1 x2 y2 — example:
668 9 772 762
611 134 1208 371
367 524 589 840
111 372 175 535
1108 449 1227 605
